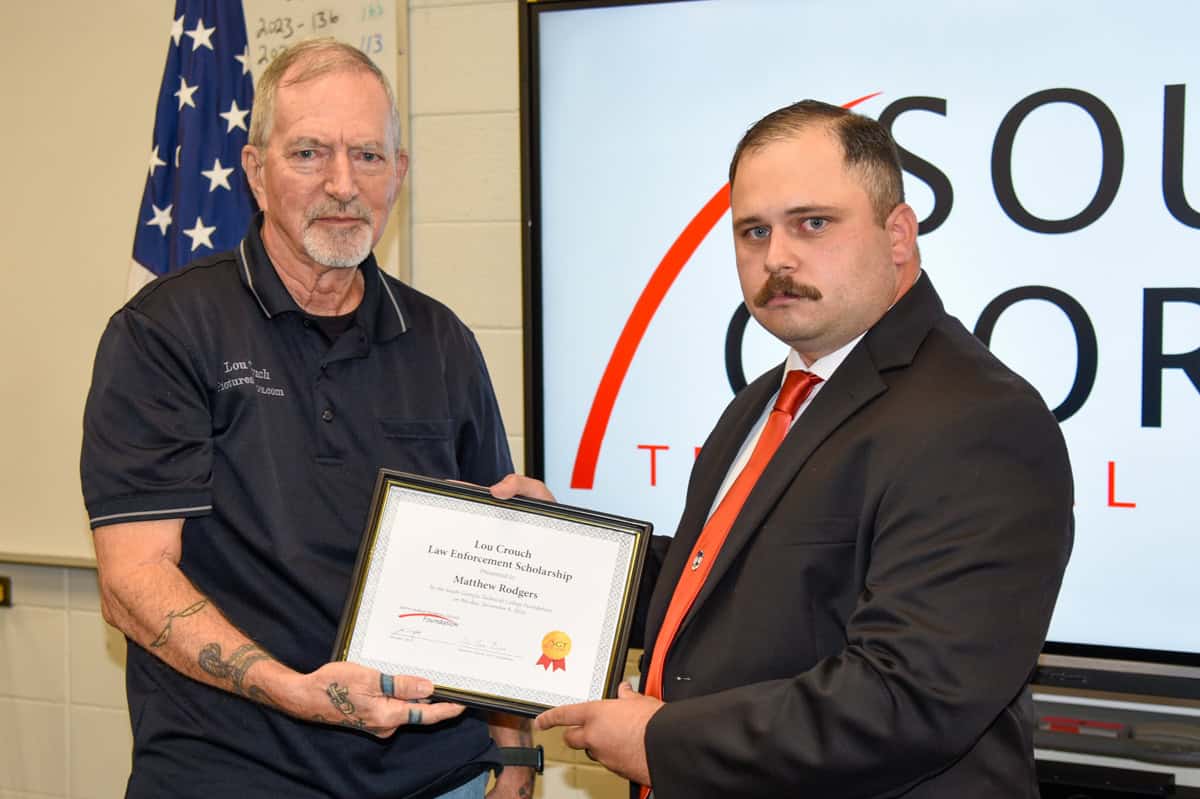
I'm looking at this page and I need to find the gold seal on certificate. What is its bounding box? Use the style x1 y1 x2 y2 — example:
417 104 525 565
332 470 652 717
538 630 571 671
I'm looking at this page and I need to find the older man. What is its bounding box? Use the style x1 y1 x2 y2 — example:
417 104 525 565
82 39 532 799
504 100 1074 797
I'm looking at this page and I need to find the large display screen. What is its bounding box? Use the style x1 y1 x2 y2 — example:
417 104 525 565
528 0 1199 668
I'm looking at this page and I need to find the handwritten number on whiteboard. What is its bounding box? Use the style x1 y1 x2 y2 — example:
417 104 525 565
257 44 288 66
362 1 384 21
251 6 373 68
360 33 384 55
311 10 340 30
256 17 296 40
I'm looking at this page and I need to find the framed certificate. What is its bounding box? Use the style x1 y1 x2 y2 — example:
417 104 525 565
332 470 652 717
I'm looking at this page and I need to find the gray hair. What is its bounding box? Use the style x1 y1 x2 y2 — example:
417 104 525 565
247 37 402 152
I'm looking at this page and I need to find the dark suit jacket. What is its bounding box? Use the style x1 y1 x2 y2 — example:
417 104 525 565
639 273 1074 798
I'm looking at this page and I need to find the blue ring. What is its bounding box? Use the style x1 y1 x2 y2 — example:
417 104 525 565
380 673 395 698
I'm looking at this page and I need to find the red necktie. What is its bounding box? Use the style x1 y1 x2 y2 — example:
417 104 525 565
638 369 822 798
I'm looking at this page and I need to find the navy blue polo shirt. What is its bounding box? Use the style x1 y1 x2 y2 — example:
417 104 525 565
81 218 512 798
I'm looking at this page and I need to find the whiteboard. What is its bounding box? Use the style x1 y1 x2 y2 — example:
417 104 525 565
243 0 397 93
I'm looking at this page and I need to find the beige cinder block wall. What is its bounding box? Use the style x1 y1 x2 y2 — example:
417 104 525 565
407 0 525 471
1 3 169 796
0 1 628 797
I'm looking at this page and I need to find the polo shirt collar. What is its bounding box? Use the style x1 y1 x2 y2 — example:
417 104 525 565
235 214 408 343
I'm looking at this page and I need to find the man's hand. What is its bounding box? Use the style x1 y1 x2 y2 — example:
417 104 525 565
490 474 557 503
535 682 662 786
285 661 466 737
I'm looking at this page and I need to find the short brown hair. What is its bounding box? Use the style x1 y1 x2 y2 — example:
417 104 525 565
728 100 904 226
248 37 401 151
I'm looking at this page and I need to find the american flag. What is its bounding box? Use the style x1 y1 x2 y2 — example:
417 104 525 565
129 0 255 294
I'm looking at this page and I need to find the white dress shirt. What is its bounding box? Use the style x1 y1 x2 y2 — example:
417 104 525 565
706 332 866 519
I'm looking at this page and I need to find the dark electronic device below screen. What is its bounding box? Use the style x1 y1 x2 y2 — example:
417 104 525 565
1036 759 1200 798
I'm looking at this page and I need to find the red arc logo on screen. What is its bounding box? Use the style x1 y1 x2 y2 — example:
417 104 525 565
569 93 883 489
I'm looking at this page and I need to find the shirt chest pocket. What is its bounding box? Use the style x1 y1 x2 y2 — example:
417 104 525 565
378 418 457 478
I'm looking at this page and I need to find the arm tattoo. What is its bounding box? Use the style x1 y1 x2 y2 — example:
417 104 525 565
150 599 208 648
325 682 367 730
516 720 535 798
516 719 535 791
494 717 535 796
197 642 277 707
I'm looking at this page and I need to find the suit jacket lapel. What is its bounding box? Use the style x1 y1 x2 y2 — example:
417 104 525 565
643 367 784 652
676 350 887 640
675 370 783 551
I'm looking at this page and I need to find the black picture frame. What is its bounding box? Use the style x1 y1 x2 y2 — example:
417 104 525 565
333 469 652 716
